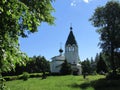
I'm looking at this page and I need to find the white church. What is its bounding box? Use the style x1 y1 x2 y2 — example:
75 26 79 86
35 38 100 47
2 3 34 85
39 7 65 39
50 26 82 75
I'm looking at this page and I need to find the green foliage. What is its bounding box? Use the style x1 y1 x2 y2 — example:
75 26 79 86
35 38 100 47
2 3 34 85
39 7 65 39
0 0 55 73
106 72 120 80
96 53 108 74
60 60 72 75
29 73 41 78
21 72 29 81
0 74 4 90
81 58 96 75
0 74 6 90
3 73 46 81
89 1 120 73
3 76 18 81
2 56 50 76
81 59 91 74
26 56 50 73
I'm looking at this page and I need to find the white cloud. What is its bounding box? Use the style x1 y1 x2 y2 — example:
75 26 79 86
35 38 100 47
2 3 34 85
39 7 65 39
71 0 77 6
71 3 76 6
70 0 94 6
70 0 80 7
83 0 95 3
83 0 89 3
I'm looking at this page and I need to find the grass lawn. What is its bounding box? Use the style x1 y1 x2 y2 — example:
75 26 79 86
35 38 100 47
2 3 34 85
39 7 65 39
5 75 120 90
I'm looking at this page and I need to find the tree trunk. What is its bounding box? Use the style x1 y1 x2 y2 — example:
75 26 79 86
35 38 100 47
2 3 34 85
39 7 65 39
111 44 116 74
0 58 5 90
42 69 46 79
0 69 4 90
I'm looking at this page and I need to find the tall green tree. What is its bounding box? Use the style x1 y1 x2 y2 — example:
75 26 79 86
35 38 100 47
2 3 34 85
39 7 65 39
0 0 55 73
89 1 120 73
60 60 72 75
81 58 91 74
95 53 99 63
0 0 54 89
90 57 96 74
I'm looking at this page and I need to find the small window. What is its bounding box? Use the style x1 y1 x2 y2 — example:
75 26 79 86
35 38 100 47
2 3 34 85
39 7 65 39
69 46 71 51
68 46 74 52
72 47 75 51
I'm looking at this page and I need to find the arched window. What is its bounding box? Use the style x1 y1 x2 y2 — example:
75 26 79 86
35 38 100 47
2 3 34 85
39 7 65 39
72 44 76 52
66 44 76 52
68 46 71 51
71 46 75 51
67 46 75 52
67 44 71 52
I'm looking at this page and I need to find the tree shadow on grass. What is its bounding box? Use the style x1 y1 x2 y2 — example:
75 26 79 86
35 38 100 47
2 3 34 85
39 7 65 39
69 82 90 90
69 78 120 90
91 78 120 90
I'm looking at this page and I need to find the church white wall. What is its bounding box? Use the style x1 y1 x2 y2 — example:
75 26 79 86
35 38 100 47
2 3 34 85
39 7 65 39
64 45 82 75
50 60 64 73
65 46 79 64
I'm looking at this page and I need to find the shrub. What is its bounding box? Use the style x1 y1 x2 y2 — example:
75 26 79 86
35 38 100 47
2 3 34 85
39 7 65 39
4 76 18 81
60 60 72 75
29 73 41 78
106 72 120 80
21 72 29 81
91 78 120 89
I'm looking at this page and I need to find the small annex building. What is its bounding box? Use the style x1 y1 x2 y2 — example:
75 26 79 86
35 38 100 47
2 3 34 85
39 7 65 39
50 49 65 73
50 26 82 75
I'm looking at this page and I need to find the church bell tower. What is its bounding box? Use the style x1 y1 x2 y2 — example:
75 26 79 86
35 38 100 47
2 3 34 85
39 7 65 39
65 26 79 64
65 26 81 75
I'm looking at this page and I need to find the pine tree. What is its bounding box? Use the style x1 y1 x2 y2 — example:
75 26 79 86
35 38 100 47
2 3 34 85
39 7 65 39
81 58 91 74
60 60 72 75
96 54 108 74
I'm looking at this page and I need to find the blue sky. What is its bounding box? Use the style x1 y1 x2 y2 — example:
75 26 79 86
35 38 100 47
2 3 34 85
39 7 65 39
19 0 112 61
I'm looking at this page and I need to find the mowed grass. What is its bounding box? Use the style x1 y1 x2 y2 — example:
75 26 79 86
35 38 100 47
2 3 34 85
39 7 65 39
4 75 114 90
